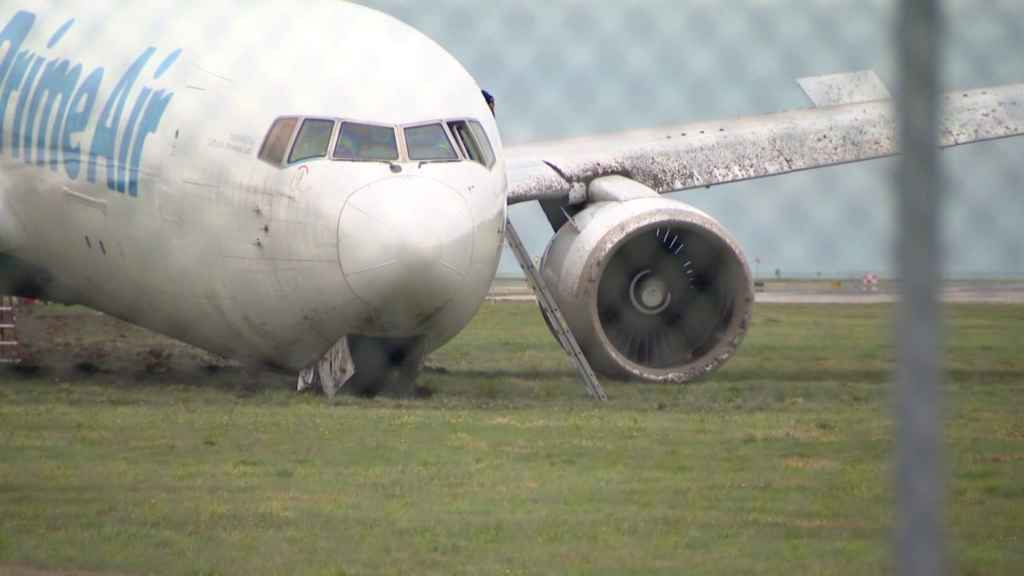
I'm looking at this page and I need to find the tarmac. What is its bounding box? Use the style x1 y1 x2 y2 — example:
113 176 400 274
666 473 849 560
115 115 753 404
756 287 1024 304
487 283 1024 305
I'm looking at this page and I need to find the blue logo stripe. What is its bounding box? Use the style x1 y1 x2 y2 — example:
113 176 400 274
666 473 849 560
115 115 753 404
0 10 180 198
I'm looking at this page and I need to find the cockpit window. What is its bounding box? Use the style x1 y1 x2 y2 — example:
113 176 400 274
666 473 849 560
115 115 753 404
448 120 486 167
404 124 458 161
288 118 335 164
333 122 399 161
468 121 496 168
258 117 299 165
261 116 495 169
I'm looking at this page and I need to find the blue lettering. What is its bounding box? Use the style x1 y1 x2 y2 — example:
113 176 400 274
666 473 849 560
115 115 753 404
88 47 154 191
22 19 79 171
0 11 179 198
129 89 173 197
29 60 81 169
13 54 44 161
0 12 34 102
154 49 180 80
118 87 150 193
0 50 31 155
47 19 74 49
61 67 102 180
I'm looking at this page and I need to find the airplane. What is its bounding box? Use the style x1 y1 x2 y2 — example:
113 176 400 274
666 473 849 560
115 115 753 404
0 0 1021 397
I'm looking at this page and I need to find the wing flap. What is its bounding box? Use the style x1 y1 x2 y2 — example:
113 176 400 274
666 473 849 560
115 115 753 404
505 82 1024 205
796 70 891 107
505 158 571 202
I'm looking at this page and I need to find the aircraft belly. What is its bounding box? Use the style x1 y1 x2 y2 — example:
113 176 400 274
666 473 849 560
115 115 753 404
422 260 501 355
216 193 354 369
14 183 131 310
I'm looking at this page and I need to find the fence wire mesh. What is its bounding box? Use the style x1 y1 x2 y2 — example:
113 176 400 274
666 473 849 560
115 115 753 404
386 0 1022 573
1 0 1021 573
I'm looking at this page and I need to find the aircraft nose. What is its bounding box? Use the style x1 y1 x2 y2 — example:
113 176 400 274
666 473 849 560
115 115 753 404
338 177 474 315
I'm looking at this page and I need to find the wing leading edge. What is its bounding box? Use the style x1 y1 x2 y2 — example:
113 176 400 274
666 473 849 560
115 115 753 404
505 78 1024 205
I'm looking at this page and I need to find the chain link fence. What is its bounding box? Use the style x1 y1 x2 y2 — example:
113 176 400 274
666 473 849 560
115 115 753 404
361 1 1022 575
440 0 1024 283
1 0 1019 573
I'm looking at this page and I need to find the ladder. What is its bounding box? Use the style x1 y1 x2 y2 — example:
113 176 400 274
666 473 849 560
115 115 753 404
503 217 608 401
0 295 21 364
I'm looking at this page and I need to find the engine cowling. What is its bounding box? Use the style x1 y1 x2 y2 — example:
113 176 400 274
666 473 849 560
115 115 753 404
540 193 754 383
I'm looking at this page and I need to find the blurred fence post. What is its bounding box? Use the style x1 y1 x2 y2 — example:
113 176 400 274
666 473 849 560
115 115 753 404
894 0 945 575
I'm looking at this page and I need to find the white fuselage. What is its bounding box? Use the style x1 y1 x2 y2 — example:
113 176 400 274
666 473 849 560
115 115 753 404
0 0 507 370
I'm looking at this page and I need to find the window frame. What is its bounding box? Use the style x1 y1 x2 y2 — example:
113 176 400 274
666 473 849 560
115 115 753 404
258 116 301 167
257 115 496 169
401 121 463 163
286 117 338 165
331 120 401 163
446 119 492 169
467 120 496 169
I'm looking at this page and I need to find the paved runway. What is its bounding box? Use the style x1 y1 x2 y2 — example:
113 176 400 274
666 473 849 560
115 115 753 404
757 288 1024 304
487 287 1024 304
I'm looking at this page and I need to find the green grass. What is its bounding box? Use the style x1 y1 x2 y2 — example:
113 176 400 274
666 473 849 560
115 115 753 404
1 303 1022 576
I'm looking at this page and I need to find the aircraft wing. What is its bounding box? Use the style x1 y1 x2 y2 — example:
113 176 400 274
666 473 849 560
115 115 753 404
504 72 1024 206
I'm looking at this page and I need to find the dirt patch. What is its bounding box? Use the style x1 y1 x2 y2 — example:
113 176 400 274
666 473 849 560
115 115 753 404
2 305 291 392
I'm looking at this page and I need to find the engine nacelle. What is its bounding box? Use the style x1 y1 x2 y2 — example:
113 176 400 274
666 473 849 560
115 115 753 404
540 191 754 383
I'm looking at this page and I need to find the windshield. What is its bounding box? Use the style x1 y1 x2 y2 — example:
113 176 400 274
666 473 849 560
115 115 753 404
468 120 496 168
259 117 299 165
289 118 335 163
404 123 458 161
333 122 400 161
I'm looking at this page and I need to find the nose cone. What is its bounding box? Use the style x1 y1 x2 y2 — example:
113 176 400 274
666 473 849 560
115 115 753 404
339 177 474 316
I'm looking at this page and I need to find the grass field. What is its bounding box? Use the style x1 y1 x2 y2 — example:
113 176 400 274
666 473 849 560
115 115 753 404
0 302 1022 576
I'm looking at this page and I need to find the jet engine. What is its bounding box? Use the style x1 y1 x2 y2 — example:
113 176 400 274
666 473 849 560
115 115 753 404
539 177 754 383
